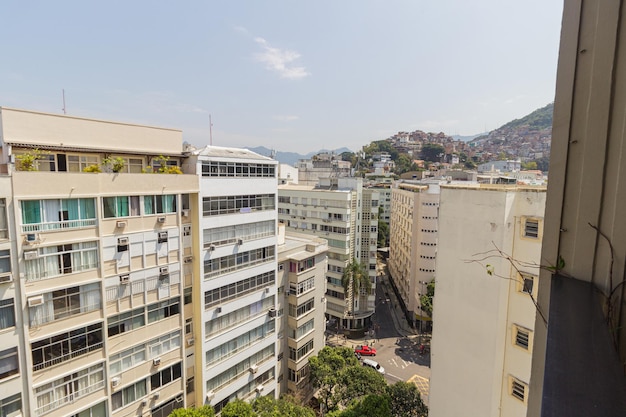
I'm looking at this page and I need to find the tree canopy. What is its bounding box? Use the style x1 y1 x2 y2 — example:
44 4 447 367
168 406 215 417
419 279 435 318
387 381 429 417
420 143 445 163
341 259 371 315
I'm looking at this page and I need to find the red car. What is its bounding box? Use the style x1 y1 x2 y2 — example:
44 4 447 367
354 345 377 356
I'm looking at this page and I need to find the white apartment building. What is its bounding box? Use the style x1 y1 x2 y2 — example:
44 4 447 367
275 226 327 401
295 154 352 186
278 177 378 335
0 107 197 417
183 146 279 413
429 185 546 417
387 181 439 330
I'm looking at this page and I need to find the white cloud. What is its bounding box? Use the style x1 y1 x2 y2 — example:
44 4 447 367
253 37 310 80
233 25 249 35
273 115 299 121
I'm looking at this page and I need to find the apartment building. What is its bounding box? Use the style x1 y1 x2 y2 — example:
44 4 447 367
275 226 327 402
278 177 378 335
0 107 198 417
182 146 279 413
295 153 352 186
387 181 439 330
429 185 546 417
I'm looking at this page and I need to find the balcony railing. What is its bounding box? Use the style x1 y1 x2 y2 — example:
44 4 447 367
35 379 105 416
22 219 97 233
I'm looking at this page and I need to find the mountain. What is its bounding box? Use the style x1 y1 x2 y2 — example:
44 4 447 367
246 146 354 166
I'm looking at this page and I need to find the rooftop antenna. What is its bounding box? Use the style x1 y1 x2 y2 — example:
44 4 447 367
209 114 213 146
62 89 66 114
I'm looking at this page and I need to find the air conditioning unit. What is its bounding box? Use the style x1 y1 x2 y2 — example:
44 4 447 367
187 338 195 346
140 400 148 407
175 395 183 403
24 250 39 260
111 377 121 388
118 237 129 245
255 384 264 393
153 392 160 400
268 308 277 318
119 274 130 284
206 391 215 401
216 307 222 314
182 209 190 217
159 266 169 275
28 295 44 307
184 256 193 263
249 364 259 374
116 220 127 228
153 358 161 366
237 238 243 245
157 216 166 223
158 231 168 243
0 274 13 284
208 245 216 251
265 287 270 294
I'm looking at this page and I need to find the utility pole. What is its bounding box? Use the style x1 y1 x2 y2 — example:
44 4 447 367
62 89 66 114
209 114 213 146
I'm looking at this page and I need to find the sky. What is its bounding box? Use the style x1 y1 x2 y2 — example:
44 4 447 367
0 1 564 154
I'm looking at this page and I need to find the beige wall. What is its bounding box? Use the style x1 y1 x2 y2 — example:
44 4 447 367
0 107 183 156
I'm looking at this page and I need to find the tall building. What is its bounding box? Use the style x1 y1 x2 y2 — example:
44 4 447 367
0 107 197 417
429 184 546 417
387 181 439 330
183 146 279 413
275 226 328 401
278 177 378 335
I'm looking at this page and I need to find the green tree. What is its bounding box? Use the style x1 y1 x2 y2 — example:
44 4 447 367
395 153 417 174
378 219 390 248
387 381 428 417
420 144 445 162
534 156 550 172
341 259 371 315
336 365 387 408
309 346 360 412
220 399 255 417
168 405 215 417
330 394 391 417
253 395 315 417
419 280 435 318
522 161 538 170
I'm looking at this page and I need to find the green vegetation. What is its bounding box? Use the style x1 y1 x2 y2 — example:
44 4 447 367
169 406 215 417
420 143 445 163
419 280 435 318
102 156 126 173
341 259 371 314
16 148 49 171
501 102 554 131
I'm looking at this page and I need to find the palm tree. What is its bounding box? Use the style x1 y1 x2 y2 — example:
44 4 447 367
342 259 371 315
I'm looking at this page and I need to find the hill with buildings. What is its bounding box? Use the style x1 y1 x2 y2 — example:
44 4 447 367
246 146 352 166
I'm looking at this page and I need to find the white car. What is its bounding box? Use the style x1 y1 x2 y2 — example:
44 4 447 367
362 358 385 375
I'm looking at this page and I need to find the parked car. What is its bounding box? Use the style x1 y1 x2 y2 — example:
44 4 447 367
354 345 376 356
362 358 385 375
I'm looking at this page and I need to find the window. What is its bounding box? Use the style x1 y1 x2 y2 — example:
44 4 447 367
108 308 145 337
205 321 275 365
0 250 10 276
184 287 192 305
69 401 106 417
21 198 96 232
288 340 314 362
203 220 275 247
67 155 99 172
0 299 15 330
518 273 535 295
202 194 275 216
0 199 7 239
0 347 18 380
203 246 275 280
23 241 98 281
523 218 540 238
147 330 181 358
144 195 176 215
205 298 274 337
201 161 276 178
0 393 21 417
34 363 105 415
109 345 146 376
204 271 275 308
514 325 531 350
151 362 182 389
102 196 140 218
147 298 180 323
31 323 103 371
111 379 147 410
29 283 101 326
510 377 527 402
185 318 193 334
186 376 194 394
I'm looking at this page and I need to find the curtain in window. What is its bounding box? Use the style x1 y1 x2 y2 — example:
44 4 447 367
163 195 175 213
30 292 54 326
103 197 116 218
80 198 96 219
63 199 80 221
144 196 154 215
130 196 140 216
44 251 60 278
80 283 101 313
81 244 98 269
43 200 61 223
22 200 41 224
36 389 53 414
116 197 129 217
0 300 15 328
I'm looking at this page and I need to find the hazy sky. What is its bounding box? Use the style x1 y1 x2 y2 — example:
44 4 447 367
1 1 563 153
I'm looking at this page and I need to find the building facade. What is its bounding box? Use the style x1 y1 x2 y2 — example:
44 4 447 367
278 177 378 335
429 185 545 417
